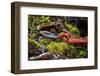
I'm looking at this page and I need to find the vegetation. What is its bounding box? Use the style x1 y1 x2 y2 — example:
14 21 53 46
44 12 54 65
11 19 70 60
28 15 88 60
46 42 68 54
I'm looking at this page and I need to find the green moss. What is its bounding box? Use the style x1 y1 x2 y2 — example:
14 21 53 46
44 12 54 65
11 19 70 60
79 50 87 57
70 26 80 35
65 45 88 58
64 21 73 29
46 42 68 54
40 38 53 45
64 21 80 35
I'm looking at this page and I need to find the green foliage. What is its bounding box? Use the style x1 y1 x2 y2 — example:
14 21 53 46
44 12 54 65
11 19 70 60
28 15 52 36
70 26 80 35
30 32 39 39
39 16 51 24
46 42 68 54
64 21 73 29
28 38 42 48
64 44 78 57
64 21 80 35
40 38 53 45
28 16 34 27
79 50 87 57
28 16 51 27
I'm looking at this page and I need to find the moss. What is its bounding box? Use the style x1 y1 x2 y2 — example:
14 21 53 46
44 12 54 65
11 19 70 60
64 45 88 58
70 26 80 35
79 50 87 57
64 21 80 36
46 42 68 54
64 21 73 29
40 38 53 45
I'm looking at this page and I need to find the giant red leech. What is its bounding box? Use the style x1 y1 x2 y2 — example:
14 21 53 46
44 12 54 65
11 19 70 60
57 32 87 46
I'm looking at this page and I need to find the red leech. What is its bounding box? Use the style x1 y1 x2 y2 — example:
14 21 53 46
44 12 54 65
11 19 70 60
57 32 87 46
